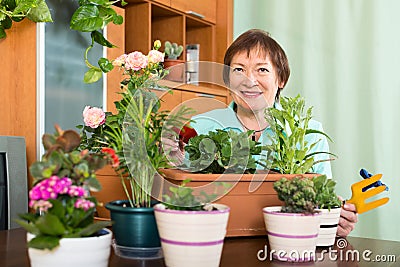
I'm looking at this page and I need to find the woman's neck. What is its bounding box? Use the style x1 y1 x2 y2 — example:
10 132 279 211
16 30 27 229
235 107 269 132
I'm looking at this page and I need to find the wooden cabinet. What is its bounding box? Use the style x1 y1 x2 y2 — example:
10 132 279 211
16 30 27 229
170 0 217 24
123 0 232 113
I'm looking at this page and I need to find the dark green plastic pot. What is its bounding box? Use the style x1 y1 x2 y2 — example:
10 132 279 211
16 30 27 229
105 200 161 248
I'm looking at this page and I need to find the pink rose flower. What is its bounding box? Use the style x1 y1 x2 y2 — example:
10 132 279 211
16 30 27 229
125 51 148 71
113 54 127 67
83 106 106 129
148 50 164 64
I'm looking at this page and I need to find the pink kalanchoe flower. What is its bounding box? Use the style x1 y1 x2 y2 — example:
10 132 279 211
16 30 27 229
148 50 164 64
75 198 95 211
125 51 148 71
83 106 106 129
68 185 86 197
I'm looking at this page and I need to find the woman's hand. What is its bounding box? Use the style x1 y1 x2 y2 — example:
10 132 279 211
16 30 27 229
337 196 358 237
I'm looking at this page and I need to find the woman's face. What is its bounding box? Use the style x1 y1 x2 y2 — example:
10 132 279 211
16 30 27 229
229 49 283 113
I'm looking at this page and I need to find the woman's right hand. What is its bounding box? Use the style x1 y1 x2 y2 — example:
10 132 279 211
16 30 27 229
161 134 185 166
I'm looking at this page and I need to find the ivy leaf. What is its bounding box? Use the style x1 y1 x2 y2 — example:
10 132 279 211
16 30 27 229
0 26 6 39
84 68 102 83
27 0 53 22
13 0 37 15
70 5 103 32
98 57 114 72
113 14 123 25
91 30 115 48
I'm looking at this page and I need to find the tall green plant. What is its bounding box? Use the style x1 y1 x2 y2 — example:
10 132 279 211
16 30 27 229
70 0 127 84
264 95 336 174
0 0 52 39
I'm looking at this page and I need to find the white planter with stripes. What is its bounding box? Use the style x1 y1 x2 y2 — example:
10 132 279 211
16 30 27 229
262 206 321 262
316 207 341 247
154 203 230 267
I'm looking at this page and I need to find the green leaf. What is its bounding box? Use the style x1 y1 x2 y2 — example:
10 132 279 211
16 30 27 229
14 219 40 235
35 213 66 236
0 26 6 39
113 14 123 25
28 235 60 250
26 0 53 22
98 57 114 72
69 221 111 237
91 30 115 48
70 5 103 32
2 16 13 29
13 0 36 15
83 68 102 83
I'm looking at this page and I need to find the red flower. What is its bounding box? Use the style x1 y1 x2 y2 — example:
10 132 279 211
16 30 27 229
101 148 120 168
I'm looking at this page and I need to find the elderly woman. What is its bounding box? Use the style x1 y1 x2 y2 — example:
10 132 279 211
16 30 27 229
167 29 357 237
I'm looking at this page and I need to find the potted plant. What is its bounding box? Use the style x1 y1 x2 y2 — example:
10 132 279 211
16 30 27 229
15 125 114 267
78 40 193 259
313 175 342 247
154 179 230 267
263 176 321 262
163 41 185 82
263 94 336 175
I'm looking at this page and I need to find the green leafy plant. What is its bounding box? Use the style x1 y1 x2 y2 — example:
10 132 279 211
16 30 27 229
78 42 194 208
273 177 318 214
162 179 230 211
264 94 336 174
184 129 263 174
164 41 183 59
0 0 52 39
313 175 341 210
69 0 127 83
15 125 114 250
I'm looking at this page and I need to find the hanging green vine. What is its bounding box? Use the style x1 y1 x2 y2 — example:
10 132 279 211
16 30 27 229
70 0 127 84
0 0 52 39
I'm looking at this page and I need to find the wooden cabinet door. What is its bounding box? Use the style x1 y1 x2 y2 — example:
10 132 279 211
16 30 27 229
170 0 217 23
151 89 182 112
181 91 227 115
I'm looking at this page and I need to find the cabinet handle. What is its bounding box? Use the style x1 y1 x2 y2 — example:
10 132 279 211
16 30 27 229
195 93 215 98
186 11 205 19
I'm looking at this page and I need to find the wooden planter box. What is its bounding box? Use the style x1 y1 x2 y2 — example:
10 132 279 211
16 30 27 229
159 169 318 237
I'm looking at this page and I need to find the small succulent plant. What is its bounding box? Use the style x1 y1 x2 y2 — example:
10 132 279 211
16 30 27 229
273 177 318 214
312 175 341 210
164 41 183 59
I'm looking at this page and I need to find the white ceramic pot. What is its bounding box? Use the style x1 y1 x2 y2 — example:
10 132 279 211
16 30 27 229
154 203 230 267
316 207 341 247
262 206 321 262
27 228 112 267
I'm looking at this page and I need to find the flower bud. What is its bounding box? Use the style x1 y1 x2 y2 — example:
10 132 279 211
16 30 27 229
153 40 161 50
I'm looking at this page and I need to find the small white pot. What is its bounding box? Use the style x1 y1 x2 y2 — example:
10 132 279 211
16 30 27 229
262 206 321 262
154 203 230 267
27 228 112 267
315 207 341 247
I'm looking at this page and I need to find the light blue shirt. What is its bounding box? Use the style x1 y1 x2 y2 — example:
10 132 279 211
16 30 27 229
190 102 332 177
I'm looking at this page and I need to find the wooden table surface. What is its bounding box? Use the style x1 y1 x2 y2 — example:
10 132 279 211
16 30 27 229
1 228 399 266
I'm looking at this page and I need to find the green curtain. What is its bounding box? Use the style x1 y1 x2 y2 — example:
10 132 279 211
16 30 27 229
234 0 399 241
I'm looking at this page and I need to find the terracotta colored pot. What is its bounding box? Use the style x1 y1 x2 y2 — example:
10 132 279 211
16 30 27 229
163 59 185 82
159 169 319 237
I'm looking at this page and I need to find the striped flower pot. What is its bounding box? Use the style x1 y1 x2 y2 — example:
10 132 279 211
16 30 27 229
154 203 230 267
316 207 341 247
262 206 321 262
